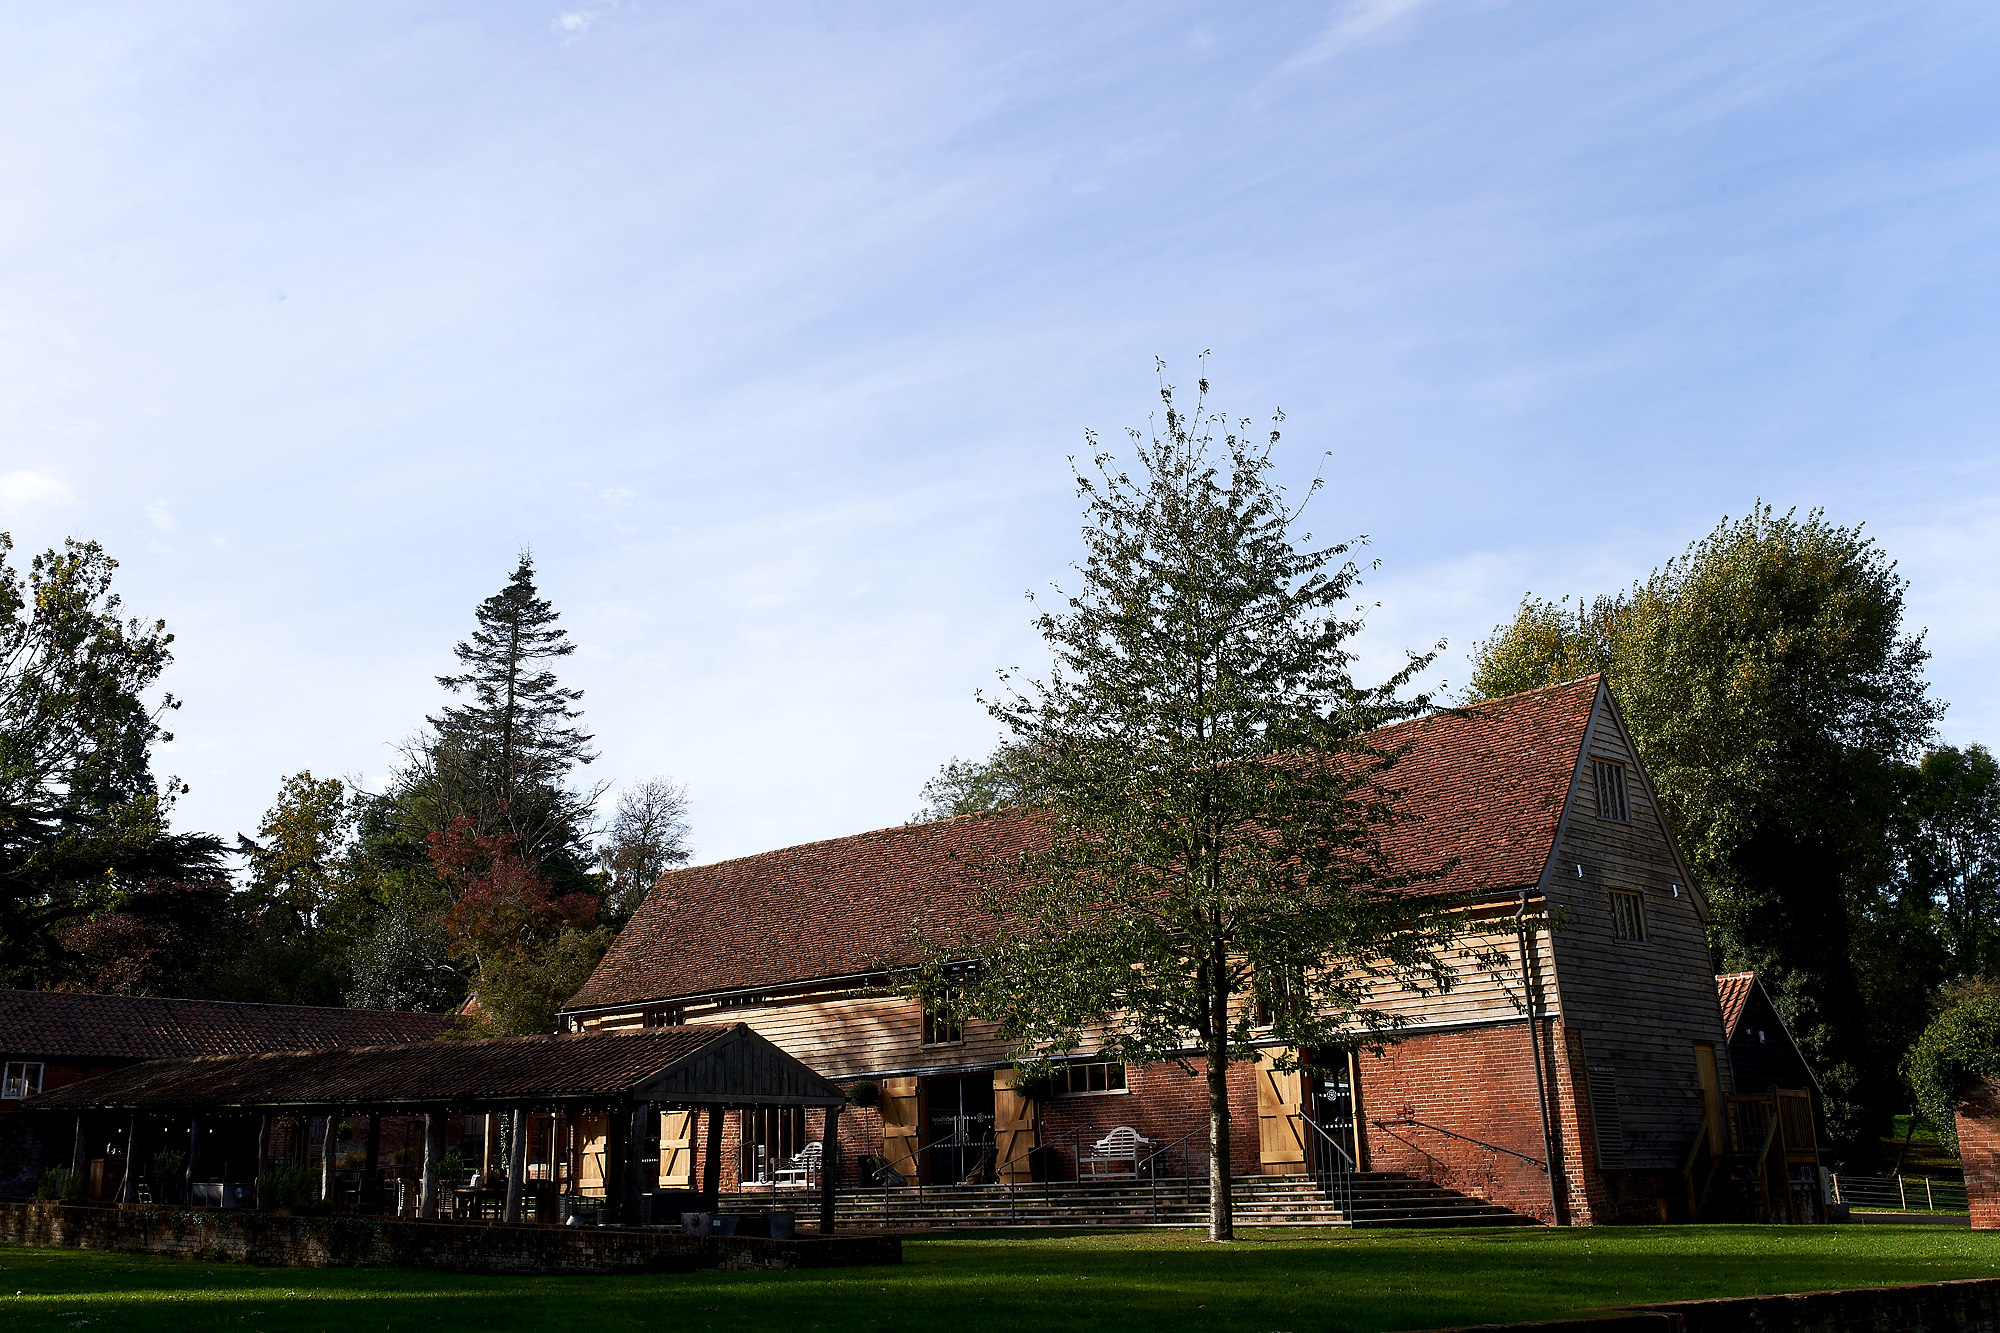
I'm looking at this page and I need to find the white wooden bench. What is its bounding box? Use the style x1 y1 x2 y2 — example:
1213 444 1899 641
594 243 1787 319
772 1141 821 1189
1084 1126 1156 1178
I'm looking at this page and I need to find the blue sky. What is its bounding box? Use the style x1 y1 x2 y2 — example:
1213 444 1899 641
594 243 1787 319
3 2 1996 864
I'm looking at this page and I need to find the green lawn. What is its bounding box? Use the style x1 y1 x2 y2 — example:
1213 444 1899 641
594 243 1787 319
2 1226 1996 1333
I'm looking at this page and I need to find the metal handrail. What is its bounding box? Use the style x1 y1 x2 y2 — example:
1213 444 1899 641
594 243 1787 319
1371 1116 1546 1171
1291 1114 1355 1221
1135 1125 1204 1181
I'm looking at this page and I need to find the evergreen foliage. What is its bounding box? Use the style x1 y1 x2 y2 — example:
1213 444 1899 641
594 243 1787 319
930 363 1472 1241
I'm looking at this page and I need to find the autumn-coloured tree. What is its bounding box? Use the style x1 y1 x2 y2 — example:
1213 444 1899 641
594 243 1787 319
429 817 606 1034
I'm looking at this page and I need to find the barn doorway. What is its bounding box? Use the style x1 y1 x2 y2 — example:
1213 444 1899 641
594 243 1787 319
924 1073 996 1184
1310 1056 1360 1171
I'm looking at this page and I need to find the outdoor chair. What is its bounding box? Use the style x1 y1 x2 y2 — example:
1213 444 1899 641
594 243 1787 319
1083 1126 1155 1178
772 1141 821 1189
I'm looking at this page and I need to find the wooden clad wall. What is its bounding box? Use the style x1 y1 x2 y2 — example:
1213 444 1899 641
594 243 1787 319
1542 688 1733 1173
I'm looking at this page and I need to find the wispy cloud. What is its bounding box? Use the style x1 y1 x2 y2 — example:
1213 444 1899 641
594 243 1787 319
1281 0 1442 71
146 500 176 532
0 471 74 509
551 4 615 44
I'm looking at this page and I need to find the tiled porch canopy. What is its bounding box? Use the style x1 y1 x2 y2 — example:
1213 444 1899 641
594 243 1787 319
28 1024 848 1229
27 1023 845 1114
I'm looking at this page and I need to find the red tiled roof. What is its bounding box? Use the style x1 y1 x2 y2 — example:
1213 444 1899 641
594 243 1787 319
568 677 1604 1011
0 990 452 1061
568 810 1047 1011
25 1025 752 1111
1716 971 1757 1035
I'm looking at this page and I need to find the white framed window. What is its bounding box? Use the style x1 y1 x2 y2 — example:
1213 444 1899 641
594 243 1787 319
2 1063 43 1100
1593 760 1629 822
1050 1061 1127 1096
921 988 964 1047
1610 889 1647 943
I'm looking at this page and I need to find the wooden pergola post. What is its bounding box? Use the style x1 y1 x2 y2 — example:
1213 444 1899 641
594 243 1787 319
419 1112 443 1219
604 1107 626 1223
116 1113 138 1204
255 1114 270 1177
701 1104 723 1206
185 1115 202 1202
366 1114 382 1203
70 1114 86 1177
819 1105 841 1234
625 1102 649 1226
503 1106 527 1223
319 1110 338 1204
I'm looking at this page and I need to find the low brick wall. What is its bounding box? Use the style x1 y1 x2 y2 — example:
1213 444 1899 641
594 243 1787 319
0 1202 899 1274
1955 1081 2000 1230
1418 1275 2000 1332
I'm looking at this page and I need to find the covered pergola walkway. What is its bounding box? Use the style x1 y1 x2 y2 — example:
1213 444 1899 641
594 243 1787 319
26 1024 849 1230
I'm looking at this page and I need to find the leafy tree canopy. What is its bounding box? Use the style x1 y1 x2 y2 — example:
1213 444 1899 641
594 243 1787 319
929 362 1469 1240
0 535 222 984
1907 978 2000 1154
1466 505 1941 1160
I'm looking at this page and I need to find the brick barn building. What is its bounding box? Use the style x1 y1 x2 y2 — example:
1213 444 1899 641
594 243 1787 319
560 676 1736 1225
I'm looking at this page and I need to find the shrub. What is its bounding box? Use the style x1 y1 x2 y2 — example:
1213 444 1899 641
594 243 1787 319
1907 978 2000 1153
254 1164 320 1212
33 1168 83 1202
845 1080 880 1109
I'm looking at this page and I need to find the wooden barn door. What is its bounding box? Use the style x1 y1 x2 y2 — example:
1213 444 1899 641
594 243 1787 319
993 1069 1039 1185
1694 1043 1724 1153
577 1113 608 1197
1256 1049 1307 1175
658 1110 695 1188
881 1077 924 1183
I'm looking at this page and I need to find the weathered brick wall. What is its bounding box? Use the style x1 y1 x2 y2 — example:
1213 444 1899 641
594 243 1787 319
1038 1057 1260 1178
1359 1021 1619 1225
0 1202 898 1274
1955 1080 2000 1231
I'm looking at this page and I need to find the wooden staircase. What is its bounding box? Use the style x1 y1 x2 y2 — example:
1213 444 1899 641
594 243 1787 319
722 1172 1536 1230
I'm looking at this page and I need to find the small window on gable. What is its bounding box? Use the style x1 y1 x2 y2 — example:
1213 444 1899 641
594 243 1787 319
1 1063 42 1100
1609 889 1646 943
1593 760 1629 822
922 987 964 1047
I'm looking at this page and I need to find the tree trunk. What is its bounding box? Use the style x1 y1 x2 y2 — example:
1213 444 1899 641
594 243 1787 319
1207 1018 1234 1241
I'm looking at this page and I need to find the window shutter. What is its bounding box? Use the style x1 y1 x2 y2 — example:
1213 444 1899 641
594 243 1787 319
1587 1065 1625 1170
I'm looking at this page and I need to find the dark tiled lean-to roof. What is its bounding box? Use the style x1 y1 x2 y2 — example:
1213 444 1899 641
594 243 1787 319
569 676 1604 1012
25 1026 738 1111
0 990 453 1061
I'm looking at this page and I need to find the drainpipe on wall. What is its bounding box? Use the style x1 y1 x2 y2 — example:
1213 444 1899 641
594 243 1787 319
1517 889 1567 1226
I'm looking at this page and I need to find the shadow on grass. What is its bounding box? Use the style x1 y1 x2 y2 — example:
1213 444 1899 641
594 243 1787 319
3 1226 1997 1333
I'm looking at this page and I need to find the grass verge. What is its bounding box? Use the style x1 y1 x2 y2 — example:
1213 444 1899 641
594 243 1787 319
2 1225 1997 1333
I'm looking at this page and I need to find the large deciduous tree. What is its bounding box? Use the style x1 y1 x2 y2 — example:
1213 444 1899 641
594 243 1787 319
0 535 222 984
1465 506 1941 1159
599 778 693 927
933 366 1465 1242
